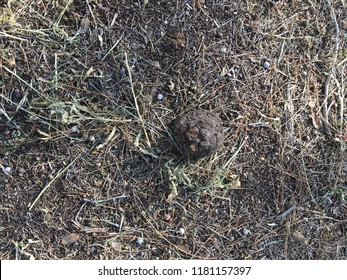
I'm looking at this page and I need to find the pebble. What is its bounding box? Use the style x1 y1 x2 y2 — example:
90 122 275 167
263 60 270 69
71 126 78 132
156 93 164 101
178 228 185 236
323 196 333 205
136 237 143 245
220 46 228 54
3 166 11 174
89 135 95 142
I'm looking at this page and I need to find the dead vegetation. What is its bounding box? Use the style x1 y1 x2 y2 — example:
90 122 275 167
0 0 346 260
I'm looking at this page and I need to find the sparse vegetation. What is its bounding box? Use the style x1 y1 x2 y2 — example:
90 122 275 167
1 0 346 260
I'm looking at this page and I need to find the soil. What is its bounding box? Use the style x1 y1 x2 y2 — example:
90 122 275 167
1 0 347 260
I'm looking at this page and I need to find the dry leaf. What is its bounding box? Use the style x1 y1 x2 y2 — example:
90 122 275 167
110 240 123 251
151 60 161 69
43 212 52 224
217 173 241 189
80 17 90 33
166 165 178 203
166 187 178 203
61 111 69 124
72 220 108 233
98 34 103 46
94 179 103 187
168 80 175 91
310 108 321 129
37 129 52 141
86 66 94 77
61 233 80 245
292 231 308 245
228 174 241 189
7 59 16 67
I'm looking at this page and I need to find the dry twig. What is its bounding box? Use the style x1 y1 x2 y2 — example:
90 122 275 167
276 204 297 220
322 0 340 136
28 155 81 211
124 52 151 146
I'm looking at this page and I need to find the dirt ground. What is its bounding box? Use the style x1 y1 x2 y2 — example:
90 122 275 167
1 0 347 260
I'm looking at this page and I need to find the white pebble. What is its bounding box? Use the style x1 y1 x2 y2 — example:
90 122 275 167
156 93 164 101
263 61 270 69
3 166 11 174
220 46 228 54
89 135 95 142
136 237 143 245
71 126 78 132
178 228 185 236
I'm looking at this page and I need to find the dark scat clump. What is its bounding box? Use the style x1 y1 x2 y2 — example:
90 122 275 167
174 109 224 159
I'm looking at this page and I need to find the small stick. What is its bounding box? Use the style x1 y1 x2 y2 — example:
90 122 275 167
86 0 97 28
124 52 151 147
28 156 80 211
118 215 124 232
102 32 124 61
54 52 58 90
56 0 73 25
285 83 295 145
83 194 127 205
322 0 340 136
2 65 50 101
276 204 297 219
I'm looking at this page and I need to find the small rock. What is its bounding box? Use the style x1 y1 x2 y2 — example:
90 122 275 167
262 60 270 69
178 228 185 236
3 166 11 174
61 233 80 245
156 93 164 101
323 196 333 205
44 212 52 224
152 61 161 68
220 46 228 53
136 237 143 245
89 135 95 142
292 231 308 245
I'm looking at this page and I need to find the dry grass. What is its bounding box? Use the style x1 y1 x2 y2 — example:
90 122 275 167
1 0 346 260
